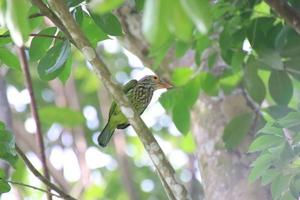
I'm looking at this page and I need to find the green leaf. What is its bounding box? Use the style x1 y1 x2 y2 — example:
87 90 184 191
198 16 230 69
271 175 290 199
0 169 10 194
268 70 293 105
91 13 123 36
244 72 266 104
142 0 171 47
0 47 20 70
159 89 180 111
67 0 85 7
278 112 300 128
29 27 57 61
166 0 194 42
172 103 190 135
80 13 108 47
179 0 212 34
93 0 124 14
5 0 30 46
257 124 283 136
199 72 218 96
0 31 12 46
37 40 71 81
290 175 300 199
0 123 18 168
179 133 196 153
257 48 283 70
39 106 85 127
263 105 295 120
171 67 193 86
248 153 273 182
58 55 72 84
261 169 280 185
223 112 253 150
248 134 284 153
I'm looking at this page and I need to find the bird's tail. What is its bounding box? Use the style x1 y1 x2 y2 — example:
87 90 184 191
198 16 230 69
98 122 115 147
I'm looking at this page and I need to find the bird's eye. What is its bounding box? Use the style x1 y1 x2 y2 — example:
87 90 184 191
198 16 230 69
153 76 158 80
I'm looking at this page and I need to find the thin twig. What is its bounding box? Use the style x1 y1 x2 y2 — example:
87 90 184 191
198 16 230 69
15 145 77 200
43 0 190 199
0 178 63 199
0 33 65 40
30 0 76 46
17 46 52 200
29 13 44 19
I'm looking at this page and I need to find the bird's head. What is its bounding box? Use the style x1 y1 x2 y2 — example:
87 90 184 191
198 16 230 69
139 75 173 90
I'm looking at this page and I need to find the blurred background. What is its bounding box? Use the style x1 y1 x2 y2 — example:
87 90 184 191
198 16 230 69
1 38 202 200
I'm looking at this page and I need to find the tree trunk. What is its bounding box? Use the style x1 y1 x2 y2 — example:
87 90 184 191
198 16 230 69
191 94 271 199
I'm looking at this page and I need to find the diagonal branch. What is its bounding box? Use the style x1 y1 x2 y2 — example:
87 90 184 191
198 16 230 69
0 178 63 199
17 46 52 200
15 145 77 200
265 0 300 34
31 0 190 199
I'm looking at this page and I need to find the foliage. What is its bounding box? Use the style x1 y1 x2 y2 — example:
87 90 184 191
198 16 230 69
0 0 299 199
248 111 300 199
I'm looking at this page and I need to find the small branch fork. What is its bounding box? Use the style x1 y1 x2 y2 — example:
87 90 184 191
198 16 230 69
17 46 52 200
15 145 77 200
30 0 190 199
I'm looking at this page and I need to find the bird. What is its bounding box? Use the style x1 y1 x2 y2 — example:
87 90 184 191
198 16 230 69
98 75 173 147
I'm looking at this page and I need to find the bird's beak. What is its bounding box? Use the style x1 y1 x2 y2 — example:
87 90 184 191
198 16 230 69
159 80 173 89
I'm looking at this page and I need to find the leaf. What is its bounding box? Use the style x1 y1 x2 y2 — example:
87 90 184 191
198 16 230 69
93 0 124 14
257 124 283 136
179 0 212 34
91 13 122 36
39 106 85 127
135 0 145 11
278 112 300 128
271 175 290 199
67 0 85 7
171 67 193 86
142 0 171 47
159 89 180 111
257 48 283 70
5 0 30 46
223 112 253 150
179 133 196 153
29 27 57 61
248 134 284 153
0 123 18 168
58 55 72 84
248 153 273 183
261 169 280 185
244 72 266 104
37 40 71 81
172 103 190 135
263 105 295 120
0 47 20 70
166 0 194 42
268 70 293 105
199 72 218 96
0 169 10 194
80 12 108 47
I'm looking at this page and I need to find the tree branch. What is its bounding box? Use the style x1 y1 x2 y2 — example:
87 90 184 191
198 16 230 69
0 33 65 40
32 0 190 199
30 0 76 45
15 145 77 200
0 178 63 199
17 46 52 200
265 0 300 34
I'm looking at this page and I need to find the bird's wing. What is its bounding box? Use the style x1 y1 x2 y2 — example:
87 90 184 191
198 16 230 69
108 79 138 118
123 79 138 93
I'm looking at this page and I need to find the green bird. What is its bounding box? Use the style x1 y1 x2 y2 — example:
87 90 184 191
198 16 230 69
98 75 172 147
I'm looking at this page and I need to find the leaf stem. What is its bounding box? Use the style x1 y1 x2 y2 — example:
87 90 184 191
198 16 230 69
0 178 63 199
0 33 65 40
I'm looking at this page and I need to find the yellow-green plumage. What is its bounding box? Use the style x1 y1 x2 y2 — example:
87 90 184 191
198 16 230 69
98 75 172 147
